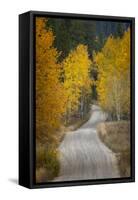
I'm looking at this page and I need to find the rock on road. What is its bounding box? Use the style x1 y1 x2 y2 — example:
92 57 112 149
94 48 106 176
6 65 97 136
54 105 120 181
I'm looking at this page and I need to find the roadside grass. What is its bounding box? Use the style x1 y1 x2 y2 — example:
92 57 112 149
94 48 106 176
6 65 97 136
36 144 60 183
36 111 91 183
97 121 130 177
36 125 64 183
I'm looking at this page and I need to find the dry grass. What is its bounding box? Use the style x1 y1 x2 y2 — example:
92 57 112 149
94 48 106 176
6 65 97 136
36 111 91 183
36 145 60 183
35 123 68 183
36 168 47 183
97 121 130 177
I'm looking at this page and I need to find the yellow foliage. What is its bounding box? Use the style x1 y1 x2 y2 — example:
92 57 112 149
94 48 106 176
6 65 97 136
63 44 91 116
94 29 130 119
36 17 67 140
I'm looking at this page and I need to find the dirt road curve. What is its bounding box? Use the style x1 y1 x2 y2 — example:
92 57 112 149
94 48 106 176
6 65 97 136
54 105 120 181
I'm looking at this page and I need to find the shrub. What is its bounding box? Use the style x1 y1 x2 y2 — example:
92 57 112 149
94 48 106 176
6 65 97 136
36 144 60 181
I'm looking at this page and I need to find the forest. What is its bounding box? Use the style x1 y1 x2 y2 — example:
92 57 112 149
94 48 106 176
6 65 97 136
36 17 130 182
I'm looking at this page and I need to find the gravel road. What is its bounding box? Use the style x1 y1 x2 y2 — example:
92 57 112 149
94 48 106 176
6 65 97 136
54 105 120 181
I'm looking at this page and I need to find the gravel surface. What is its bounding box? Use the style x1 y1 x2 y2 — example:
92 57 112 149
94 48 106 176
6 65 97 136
54 105 120 181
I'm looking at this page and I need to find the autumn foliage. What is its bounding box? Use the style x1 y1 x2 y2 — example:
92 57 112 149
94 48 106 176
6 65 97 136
35 17 131 182
36 18 67 143
36 18 92 181
93 29 130 120
63 44 91 121
36 18 92 138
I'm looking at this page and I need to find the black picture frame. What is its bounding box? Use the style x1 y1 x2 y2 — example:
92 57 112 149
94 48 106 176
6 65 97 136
19 11 135 189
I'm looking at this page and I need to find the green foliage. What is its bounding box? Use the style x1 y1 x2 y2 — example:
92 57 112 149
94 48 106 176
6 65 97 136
114 23 126 38
47 18 96 61
47 19 129 61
